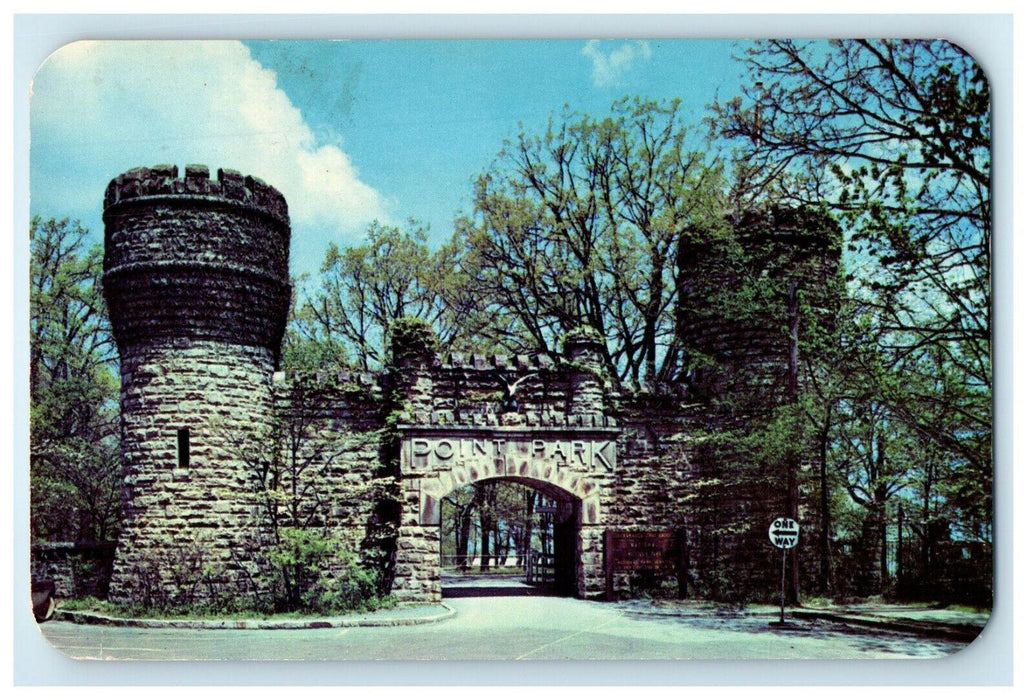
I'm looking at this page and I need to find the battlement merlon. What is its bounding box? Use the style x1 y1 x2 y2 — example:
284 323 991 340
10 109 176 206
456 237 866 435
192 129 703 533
103 164 290 226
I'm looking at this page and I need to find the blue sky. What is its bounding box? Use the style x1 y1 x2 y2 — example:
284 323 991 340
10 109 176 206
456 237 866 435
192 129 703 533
30 39 748 278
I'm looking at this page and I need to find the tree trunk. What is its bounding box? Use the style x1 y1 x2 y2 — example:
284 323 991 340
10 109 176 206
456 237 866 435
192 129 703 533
457 505 473 571
643 255 664 388
786 280 800 604
877 489 889 590
494 528 509 567
818 407 833 594
476 482 493 572
523 491 535 569
479 513 492 572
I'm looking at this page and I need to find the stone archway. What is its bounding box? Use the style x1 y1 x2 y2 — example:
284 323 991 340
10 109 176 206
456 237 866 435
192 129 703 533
392 428 617 603
416 460 601 528
434 476 581 597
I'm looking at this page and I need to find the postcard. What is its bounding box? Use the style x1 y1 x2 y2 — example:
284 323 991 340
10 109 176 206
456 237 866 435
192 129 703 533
26 35 994 668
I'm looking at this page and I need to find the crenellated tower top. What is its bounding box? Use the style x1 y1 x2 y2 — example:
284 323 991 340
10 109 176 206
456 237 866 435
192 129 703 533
103 164 288 223
102 164 292 356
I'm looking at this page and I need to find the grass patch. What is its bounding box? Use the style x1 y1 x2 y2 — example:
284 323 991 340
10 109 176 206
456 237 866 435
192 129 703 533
58 595 397 621
945 603 992 615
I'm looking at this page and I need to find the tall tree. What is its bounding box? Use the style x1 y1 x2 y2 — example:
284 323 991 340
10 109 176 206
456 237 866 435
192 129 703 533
29 217 121 543
440 482 543 572
457 97 727 388
441 488 478 571
712 39 992 546
291 220 464 372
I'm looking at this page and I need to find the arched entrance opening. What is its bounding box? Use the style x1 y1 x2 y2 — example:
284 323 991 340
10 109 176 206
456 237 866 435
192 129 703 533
439 477 581 597
393 428 613 603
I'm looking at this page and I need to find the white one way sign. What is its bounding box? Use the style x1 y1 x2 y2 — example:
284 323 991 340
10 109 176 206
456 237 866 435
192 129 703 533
768 518 800 549
769 517 800 624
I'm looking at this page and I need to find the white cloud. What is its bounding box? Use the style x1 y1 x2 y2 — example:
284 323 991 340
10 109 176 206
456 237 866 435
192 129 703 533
30 40 389 274
581 40 652 88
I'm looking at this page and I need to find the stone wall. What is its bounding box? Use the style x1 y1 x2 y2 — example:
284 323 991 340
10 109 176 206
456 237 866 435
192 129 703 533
96 165 841 608
31 542 116 599
677 206 841 407
270 371 392 589
107 339 278 604
103 164 291 354
672 207 844 601
383 328 619 602
381 344 797 603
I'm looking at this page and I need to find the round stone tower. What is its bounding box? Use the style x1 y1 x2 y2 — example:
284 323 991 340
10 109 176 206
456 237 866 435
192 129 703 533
102 164 291 604
676 206 842 410
676 206 842 601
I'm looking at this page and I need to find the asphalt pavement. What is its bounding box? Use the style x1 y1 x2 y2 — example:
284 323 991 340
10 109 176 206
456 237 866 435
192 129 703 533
38 585 989 662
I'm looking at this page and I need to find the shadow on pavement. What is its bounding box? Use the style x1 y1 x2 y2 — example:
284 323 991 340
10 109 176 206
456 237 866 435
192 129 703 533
441 573 558 598
616 602 976 657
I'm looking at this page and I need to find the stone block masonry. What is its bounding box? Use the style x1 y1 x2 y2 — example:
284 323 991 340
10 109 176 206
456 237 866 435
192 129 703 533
98 164 842 608
103 166 291 605
108 340 278 603
103 164 291 354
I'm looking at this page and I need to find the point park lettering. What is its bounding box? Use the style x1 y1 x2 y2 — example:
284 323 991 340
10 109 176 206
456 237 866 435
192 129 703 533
406 436 615 474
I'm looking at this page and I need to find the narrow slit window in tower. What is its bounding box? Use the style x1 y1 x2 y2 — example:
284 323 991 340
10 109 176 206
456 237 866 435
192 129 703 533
177 428 190 468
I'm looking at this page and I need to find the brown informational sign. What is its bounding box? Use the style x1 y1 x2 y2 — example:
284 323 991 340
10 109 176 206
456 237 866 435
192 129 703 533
604 530 686 601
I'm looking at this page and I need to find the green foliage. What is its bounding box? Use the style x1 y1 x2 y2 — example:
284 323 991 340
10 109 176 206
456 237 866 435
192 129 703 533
280 311 350 374
111 538 227 612
265 528 381 614
560 325 605 350
267 527 335 582
454 96 728 388
222 379 394 613
711 39 991 599
62 561 392 620
108 530 391 617
32 42 991 609
440 481 543 573
289 220 463 371
387 315 440 363
29 216 121 543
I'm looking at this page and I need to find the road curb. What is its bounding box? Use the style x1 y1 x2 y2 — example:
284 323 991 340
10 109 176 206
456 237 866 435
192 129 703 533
53 603 456 630
790 610 984 643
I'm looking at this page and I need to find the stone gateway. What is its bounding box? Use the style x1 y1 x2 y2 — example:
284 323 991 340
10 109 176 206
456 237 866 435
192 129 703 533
100 165 841 606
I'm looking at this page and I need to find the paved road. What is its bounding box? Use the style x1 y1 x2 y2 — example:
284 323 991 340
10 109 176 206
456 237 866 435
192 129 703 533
38 595 968 661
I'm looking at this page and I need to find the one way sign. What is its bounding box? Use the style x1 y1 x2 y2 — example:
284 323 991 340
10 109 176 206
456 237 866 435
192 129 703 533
768 518 800 549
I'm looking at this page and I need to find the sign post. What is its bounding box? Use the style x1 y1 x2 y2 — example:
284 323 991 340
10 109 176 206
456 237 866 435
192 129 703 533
768 517 800 624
